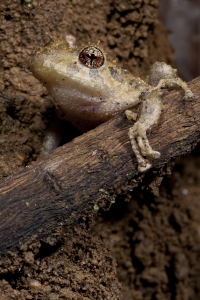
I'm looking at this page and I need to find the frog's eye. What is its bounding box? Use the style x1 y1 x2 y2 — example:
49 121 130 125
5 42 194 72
79 46 104 68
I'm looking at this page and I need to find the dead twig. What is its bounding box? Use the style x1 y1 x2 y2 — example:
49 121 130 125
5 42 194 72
0 77 199 254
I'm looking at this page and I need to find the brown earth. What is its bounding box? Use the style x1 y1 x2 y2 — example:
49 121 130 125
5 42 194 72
0 0 200 299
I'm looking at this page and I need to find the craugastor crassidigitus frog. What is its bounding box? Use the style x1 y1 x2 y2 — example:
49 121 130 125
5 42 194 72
30 39 194 172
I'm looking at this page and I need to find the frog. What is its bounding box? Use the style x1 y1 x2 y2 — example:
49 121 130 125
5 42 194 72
30 39 194 172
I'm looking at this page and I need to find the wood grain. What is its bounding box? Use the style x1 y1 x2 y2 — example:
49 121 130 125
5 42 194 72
0 77 200 254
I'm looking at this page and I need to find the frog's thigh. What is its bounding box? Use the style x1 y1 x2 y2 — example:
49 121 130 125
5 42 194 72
148 62 178 86
149 62 195 100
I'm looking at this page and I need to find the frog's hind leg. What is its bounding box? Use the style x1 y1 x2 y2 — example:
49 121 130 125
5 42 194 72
149 62 195 100
151 78 194 100
127 63 195 172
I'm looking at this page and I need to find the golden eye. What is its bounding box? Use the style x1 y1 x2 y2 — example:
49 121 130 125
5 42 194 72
79 46 104 68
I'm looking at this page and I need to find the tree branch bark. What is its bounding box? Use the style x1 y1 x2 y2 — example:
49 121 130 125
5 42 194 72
0 77 200 254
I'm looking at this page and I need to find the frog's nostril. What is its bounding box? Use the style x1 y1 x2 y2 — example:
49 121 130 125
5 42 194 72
79 46 104 69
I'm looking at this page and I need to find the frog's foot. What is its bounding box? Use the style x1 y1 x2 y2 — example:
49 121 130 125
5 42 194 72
137 134 161 160
128 132 152 172
128 124 160 172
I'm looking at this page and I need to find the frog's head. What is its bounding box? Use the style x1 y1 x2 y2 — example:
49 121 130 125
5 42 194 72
30 39 128 130
30 38 127 98
30 39 109 94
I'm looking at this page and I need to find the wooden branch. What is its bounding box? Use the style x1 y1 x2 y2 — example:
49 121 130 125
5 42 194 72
0 77 200 254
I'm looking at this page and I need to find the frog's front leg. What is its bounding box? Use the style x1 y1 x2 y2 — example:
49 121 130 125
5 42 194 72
126 91 163 172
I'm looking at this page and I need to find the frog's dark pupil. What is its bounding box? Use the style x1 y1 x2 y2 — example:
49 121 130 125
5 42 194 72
79 46 104 68
87 53 96 60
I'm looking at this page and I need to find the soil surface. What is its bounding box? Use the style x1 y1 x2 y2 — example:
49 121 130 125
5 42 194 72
0 0 200 299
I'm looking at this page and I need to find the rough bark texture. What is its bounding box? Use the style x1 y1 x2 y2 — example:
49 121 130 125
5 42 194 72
0 77 200 255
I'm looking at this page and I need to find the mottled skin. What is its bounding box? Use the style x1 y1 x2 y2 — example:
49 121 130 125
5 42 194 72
30 39 194 171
